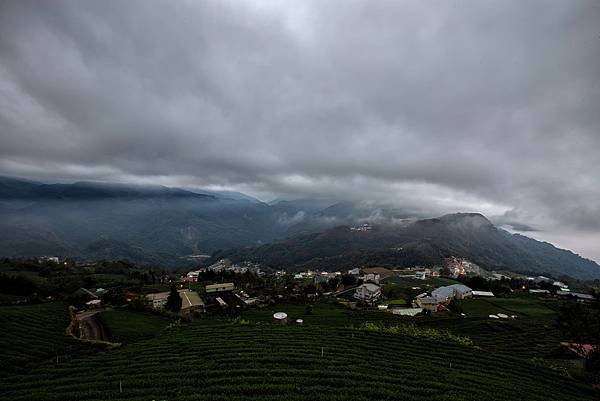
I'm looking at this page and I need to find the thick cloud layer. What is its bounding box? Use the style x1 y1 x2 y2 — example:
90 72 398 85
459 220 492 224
1 1 599 260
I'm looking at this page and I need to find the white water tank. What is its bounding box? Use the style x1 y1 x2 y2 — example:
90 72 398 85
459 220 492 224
273 312 288 324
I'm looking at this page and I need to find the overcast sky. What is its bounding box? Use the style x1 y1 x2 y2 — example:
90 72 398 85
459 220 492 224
1 0 599 261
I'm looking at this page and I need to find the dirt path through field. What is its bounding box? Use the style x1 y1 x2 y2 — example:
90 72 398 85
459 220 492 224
75 310 110 341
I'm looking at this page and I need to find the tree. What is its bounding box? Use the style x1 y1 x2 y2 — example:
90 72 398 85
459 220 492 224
556 301 593 343
447 299 463 315
463 276 488 291
585 350 600 382
341 274 356 286
327 277 340 291
165 284 182 313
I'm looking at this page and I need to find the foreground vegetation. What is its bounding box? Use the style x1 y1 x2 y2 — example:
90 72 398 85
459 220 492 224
0 303 86 376
0 299 598 400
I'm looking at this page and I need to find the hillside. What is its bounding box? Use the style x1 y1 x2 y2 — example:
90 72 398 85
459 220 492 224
2 177 599 279
213 213 600 280
0 177 415 266
1 301 597 401
0 177 292 266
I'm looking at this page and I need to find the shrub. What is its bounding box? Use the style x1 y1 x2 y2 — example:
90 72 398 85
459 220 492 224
356 322 473 347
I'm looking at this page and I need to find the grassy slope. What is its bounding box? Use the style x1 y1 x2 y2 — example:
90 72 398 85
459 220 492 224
0 300 598 400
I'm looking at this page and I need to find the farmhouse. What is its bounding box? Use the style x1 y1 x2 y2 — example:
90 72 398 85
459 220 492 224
415 296 442 312
414 284 473 312
353 283 382 304
70 287 103 305
146 289 204 313
204 282 246 312
185 270 201 282
431 284 473 303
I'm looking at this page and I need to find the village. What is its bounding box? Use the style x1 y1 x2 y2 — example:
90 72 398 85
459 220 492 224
68 256 597 325
2 254 600 398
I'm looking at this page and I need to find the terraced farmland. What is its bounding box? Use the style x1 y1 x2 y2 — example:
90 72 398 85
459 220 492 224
97 309 172 343
1 315 598 400
419 297 564 359
0 302 82 376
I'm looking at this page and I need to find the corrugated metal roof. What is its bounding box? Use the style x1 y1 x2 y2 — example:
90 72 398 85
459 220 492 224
431 284 472 301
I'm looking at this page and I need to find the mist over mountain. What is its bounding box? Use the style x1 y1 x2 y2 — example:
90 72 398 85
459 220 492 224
1 176 599 279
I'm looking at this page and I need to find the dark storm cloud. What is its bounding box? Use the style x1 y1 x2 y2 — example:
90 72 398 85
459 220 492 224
1 0 599 259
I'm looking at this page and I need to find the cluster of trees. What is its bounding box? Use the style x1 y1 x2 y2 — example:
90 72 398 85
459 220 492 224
165 284 182 313
0 273 40 296
556 294 600 382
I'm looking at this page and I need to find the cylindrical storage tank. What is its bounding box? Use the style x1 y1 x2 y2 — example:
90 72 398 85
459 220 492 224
273 312 288 324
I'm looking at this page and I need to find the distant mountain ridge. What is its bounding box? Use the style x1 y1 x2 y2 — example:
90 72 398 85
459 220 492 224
0 176 214 200
1 176 599 279
213 213 600 280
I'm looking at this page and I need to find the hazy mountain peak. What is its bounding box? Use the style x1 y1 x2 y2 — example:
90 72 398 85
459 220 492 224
439 212 493 226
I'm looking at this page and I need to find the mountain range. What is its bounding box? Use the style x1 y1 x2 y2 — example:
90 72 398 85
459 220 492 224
214 213 600 280
1 176 599 279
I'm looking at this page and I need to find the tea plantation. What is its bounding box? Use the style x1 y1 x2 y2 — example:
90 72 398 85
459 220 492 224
0 303 85 376
0 301 598 401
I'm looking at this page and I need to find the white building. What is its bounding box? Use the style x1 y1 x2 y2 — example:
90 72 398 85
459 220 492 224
415 271 427 280
553 281 568 289
472 290 495 298
361 273 381 284
186 271 201 282
431 284 473 303
353 283 382 303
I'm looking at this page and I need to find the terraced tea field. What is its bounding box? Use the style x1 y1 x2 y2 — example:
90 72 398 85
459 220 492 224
97 309 172 343
0 302 86 376
419 297 563 359
1 301 598 401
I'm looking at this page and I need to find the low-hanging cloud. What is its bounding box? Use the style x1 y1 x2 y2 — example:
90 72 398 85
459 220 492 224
1 0 599 260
